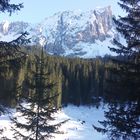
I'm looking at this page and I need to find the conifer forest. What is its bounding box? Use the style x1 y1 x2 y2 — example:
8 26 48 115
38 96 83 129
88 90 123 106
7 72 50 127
0 0 139 140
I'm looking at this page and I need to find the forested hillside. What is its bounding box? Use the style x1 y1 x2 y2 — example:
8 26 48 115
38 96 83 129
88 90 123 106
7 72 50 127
0 46 115 107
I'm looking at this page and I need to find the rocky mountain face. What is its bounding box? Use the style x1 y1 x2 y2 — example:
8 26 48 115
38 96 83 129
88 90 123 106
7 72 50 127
0 6 118 58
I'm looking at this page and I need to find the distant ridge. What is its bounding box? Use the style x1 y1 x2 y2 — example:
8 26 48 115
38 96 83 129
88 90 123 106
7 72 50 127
0 6 118 58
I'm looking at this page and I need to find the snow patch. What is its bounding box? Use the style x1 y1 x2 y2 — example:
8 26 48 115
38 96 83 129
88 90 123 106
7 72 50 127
63 38 117 58
0 105 107 140
3 20 10 34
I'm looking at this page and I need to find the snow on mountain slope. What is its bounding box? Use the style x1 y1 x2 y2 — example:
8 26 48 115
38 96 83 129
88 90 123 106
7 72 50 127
0 105 107 140
0 32 19 42
0 6 119 58
2 20 10 34
63 38 117 58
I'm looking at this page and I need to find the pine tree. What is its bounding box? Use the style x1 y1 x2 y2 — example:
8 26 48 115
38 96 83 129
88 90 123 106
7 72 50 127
93 0 140 139
0 0 23 15
11 42 67 140
0 0 28 115
107 0 140 100
93 102 140 140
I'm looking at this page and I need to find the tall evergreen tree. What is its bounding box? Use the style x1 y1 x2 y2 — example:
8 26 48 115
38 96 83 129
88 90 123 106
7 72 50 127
93 0 140 139
0 0 27 115
11 40 67 140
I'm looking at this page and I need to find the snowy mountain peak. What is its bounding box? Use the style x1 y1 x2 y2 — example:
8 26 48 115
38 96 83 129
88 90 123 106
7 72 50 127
95 5 112 14
0 6 118 58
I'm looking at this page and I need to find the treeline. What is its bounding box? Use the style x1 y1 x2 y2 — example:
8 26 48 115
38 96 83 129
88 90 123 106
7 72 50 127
0 46 115 107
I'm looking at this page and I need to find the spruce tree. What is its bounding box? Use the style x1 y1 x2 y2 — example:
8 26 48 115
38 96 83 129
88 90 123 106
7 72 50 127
11 38 67 140
93 0 140 139
0 0 27 115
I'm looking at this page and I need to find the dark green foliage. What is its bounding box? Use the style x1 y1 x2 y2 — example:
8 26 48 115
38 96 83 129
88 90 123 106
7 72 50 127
21 47 107 106
93 102 140 140
107 0 140 103
0 0 23 15
0 0 28 115
0 32 29 107
0 32 29 64
11 47 67 140
93 0 140 139
0 48 109 107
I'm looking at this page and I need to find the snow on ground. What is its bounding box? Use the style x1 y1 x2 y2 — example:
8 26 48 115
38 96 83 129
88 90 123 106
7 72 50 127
0 105 107 140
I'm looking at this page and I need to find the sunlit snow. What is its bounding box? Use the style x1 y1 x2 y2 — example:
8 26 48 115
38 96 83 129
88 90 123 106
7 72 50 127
3 20 10 34
0 105 107 140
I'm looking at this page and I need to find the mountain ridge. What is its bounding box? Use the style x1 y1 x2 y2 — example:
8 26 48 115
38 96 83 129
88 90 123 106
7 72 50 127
0 6 118 58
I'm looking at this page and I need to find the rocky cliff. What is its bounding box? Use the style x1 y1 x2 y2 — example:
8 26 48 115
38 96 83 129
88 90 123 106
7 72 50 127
0 6 118 58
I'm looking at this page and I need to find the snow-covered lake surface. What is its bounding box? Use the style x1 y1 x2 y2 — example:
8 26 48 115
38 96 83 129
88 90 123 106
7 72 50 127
0 105 107 140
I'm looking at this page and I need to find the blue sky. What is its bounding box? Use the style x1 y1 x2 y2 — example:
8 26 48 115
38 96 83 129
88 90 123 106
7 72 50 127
0 0 123 23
